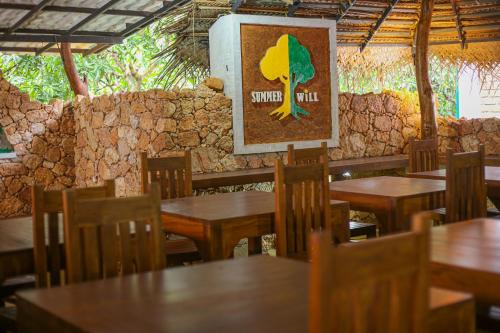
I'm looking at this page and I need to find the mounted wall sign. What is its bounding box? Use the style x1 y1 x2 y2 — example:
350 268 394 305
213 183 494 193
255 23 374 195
209 14 338 154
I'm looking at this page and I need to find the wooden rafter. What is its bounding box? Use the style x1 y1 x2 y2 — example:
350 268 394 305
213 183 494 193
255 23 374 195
450 0 466 49
360 0 401 52
4 0 53 36
0 35 123 44
0 3 151 17
36 0 122 55
336 0 357 21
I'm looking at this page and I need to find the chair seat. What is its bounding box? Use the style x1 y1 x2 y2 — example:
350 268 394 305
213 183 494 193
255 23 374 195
349 221 377 238
0 276 35 300
0 306 17 332
165 238 201 266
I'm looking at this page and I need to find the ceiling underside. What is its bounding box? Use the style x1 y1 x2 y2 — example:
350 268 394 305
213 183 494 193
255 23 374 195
0 0 190 55
229 0 500 47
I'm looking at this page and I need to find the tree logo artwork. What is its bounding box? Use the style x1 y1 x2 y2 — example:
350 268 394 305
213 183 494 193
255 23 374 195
259 34 315 120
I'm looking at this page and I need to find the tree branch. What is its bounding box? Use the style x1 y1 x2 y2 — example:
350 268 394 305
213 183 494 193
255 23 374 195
60 42 89 97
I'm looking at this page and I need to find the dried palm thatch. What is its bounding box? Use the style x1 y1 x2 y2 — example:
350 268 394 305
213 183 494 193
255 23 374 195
155 0 500 86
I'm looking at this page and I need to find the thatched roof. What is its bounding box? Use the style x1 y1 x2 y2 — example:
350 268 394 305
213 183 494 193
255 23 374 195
155 0 500 84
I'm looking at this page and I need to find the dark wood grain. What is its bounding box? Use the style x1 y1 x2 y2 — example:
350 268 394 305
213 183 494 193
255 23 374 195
309 217 431 333
409 137 439 173
161 191 350 261
192 155 409 189
32 180 114 288
140 151 200 265
275 160 331 259
330 176 446 233
17 256 474 333
408 166 500 210
63 184 165 284
431 218 500 305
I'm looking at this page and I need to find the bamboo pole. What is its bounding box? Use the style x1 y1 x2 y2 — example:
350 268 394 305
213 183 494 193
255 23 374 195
415 0 437 139
60 42 89 97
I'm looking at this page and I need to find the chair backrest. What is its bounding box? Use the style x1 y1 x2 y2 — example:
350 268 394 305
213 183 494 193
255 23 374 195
140 151 192 199
32 180 115 288
309 215 431 333
288 142 328 166
408 137 439 173
445 145 487 223
274 159 331 259
62 183 165 284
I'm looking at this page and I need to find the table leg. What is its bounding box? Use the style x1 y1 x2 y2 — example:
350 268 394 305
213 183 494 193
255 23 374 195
248 237 262 256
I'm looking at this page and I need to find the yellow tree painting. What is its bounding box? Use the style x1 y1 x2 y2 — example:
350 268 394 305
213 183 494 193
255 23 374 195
260 34 315 120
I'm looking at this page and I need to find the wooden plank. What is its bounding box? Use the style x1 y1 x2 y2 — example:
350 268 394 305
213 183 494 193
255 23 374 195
16 256 474 333
192 155 409 189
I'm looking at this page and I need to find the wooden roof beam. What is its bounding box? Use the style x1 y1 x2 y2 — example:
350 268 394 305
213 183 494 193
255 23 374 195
0 3 152 17
36 0 121 55
337 0 357 21
4 0 54 36
0 35 123 43
450 0 466 49
360 0 400 52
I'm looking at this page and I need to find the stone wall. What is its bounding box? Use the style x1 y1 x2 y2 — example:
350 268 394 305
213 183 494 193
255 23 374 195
438 117 499 155
72 85 424 196
1 75 498 218
0 76 75 217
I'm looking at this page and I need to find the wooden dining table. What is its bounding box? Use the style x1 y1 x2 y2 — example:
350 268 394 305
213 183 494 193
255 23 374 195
162 191 350 261
330 176 446 234
16 255 474 333
407 166 500 210
431 218 500 305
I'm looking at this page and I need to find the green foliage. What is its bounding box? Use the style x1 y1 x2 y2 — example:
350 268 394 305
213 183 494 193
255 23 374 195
338 57 459 118
288 35 315 85
1 24 459 119
0 25 171 103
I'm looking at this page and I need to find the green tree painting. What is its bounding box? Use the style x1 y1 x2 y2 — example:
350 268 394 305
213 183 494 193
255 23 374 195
260 34 315 120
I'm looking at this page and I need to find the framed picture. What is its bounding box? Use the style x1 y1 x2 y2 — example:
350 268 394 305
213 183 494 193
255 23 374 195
210 15 338 154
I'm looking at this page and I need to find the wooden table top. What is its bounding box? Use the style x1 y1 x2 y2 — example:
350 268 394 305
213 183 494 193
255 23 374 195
0 216 33 255
330 176 446 199
17 255 472 333
431 218 500 275
161 191 275 221
408 166 500 186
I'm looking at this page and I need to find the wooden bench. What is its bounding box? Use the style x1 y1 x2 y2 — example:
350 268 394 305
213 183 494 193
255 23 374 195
192 155 409 189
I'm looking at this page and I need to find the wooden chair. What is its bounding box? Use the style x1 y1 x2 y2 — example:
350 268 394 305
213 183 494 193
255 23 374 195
62 184 165 284
140 151 192 199
274 159 332 260
140 151 200 266
408 137 439 173
32 180 115 288
435 145 487 223
288 142 377 239
0 181 115 333
309 215 432 333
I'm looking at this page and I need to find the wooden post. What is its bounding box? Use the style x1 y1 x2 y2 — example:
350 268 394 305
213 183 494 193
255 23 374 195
60 42 89 97
414 0 437 139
